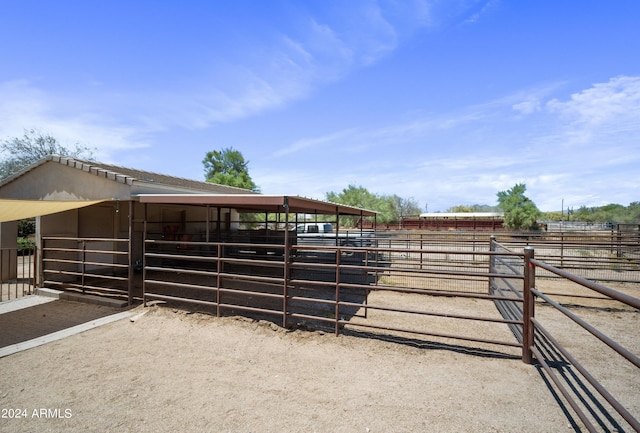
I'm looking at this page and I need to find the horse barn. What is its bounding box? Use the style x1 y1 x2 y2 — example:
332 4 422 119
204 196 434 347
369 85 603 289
2 157 639 430
0 155 377 316
400 212 505 230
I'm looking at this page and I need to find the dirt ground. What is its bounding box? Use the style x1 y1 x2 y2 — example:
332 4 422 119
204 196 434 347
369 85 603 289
0 279 638 433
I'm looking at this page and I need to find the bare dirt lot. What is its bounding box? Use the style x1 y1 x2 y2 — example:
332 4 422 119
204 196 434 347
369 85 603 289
0 279 637 433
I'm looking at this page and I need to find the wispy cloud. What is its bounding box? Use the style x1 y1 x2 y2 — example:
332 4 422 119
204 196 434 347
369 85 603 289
547 75 640 125
260 75 640 210
544 75 640 148
0 80 151 160
178 2 426 128
463 0 501 24
0 1 484 160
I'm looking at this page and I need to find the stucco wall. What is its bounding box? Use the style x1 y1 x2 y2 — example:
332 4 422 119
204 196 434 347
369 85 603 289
0 161 131 200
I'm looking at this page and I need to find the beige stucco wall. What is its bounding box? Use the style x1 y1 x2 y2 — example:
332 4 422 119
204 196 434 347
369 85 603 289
0 161 132 200
0 160 246 289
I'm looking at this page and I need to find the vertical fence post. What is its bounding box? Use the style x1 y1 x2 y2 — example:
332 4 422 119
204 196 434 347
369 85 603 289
142 204 147 307
283 207 290 329
127 201 134 306
522 246 535 364
335 248 341 336
81 240 87 294
216 243 222 318
488 235 496 295
33 246 38 291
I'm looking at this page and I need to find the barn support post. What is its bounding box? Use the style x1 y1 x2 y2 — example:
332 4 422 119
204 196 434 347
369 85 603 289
142 203 148 307
205 205 210 242
216 243 222 318
335 245 341 337
522 246 535 364
282 197 290 329
128 199 134 305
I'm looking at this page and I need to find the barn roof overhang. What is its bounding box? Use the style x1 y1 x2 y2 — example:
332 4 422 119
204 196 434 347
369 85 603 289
137 194 377 217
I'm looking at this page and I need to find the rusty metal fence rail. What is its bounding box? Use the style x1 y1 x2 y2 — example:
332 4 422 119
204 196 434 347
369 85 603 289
524 256 639 432
0 248 36 301
143 239 527 353
374 231 640 284
41 237 131 301
495 231 640 283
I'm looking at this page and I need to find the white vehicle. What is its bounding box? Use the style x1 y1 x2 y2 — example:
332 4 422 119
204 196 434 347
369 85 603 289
295 223 374 247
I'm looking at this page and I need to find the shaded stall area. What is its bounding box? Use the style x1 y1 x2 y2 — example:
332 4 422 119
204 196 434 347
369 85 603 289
139 194 378 330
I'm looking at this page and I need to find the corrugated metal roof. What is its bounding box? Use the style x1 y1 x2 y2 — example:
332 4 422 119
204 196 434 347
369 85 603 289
49 156 254 194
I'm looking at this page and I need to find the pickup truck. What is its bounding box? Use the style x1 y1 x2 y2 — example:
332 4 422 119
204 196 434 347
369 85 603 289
295 223 374 248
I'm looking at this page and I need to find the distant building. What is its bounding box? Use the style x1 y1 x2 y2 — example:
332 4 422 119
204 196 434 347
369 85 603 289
401 212 505 231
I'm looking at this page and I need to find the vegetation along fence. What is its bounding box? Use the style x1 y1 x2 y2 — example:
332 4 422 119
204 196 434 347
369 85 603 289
0 247 36 301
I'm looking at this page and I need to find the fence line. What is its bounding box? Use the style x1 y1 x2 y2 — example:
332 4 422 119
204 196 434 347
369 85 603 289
497 242 639 432
0 248 36 301
373 231 639 283
30 232 640 431
143 239 526 350
41 237 132 302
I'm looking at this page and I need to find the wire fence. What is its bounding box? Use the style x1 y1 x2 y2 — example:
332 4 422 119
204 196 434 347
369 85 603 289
374 230 639 284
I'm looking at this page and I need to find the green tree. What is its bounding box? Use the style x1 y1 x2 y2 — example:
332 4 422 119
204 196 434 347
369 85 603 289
447 205 475 213
551 203 640 224
325 184 420 226
496 183 541 230
389 195 422 218
202 147 259 192
0 129 95 179
447 204 499 213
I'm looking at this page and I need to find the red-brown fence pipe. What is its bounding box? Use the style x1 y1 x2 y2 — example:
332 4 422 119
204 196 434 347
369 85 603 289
522 246 535 364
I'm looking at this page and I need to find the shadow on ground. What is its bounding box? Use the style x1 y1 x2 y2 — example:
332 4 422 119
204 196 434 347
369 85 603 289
0 300 126 348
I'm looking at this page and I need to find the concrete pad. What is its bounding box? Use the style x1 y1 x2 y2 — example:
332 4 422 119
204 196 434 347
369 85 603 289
35 287 63 298
0 310 133 358
0 299 129 349
0 295 57 315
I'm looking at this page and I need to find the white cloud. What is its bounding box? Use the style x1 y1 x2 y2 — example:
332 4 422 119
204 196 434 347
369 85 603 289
512 98 542 115
262 75 640 211
546 75 640 126
0 80 151 160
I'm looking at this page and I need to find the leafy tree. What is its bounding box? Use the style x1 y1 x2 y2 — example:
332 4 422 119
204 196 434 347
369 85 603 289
389 195 422 218
18 218 36 255
496 183 541 230
447 204 499 213
18 219 36 237
567 203 640 224
202 147 259 192
0 129 95 179
325 184 420 226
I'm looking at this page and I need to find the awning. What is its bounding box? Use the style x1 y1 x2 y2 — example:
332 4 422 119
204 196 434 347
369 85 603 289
137 194 377 216
0 199 109 223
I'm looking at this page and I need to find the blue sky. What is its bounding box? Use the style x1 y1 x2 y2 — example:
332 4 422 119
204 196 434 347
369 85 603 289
1 0 639 212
